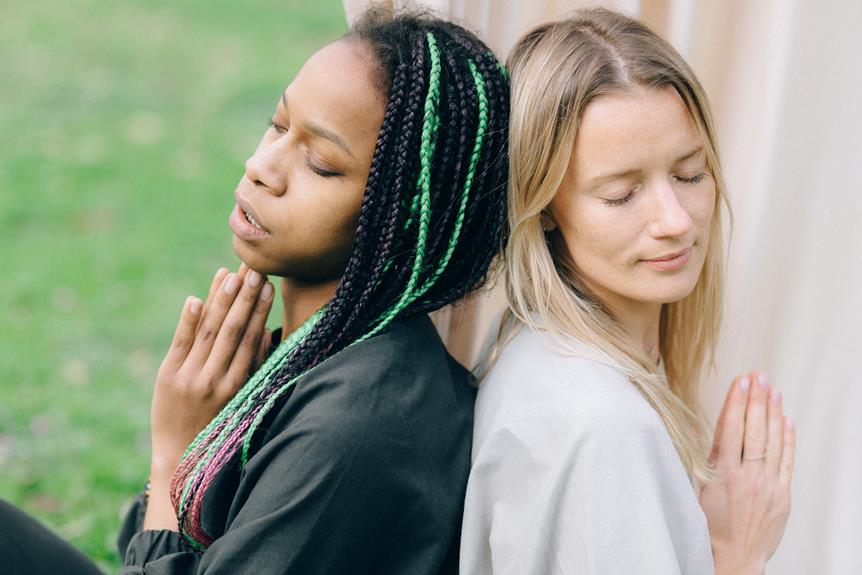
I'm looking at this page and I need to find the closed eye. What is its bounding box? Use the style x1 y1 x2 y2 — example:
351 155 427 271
603 190 636 207
306 157 341 178
267 118 287 134
674 172 708 184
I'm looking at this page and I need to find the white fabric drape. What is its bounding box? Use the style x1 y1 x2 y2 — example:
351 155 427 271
343 1 862 572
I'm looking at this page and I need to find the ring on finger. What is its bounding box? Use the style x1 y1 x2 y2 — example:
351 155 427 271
742 452 768 461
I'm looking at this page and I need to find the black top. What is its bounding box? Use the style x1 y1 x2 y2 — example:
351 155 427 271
117 314 475 574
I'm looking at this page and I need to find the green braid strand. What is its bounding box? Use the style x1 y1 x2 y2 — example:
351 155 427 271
415 59 489 297
359 31 441 342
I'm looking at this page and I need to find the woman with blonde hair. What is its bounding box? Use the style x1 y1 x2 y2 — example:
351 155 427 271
460 8 794 575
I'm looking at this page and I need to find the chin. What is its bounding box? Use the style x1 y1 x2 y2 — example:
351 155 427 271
232 236 278 275
648 276 701 304
231 236 346 281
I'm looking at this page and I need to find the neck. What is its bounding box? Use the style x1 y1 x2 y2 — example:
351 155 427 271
279 276 340 335
587 281 662 365
612 299 662 366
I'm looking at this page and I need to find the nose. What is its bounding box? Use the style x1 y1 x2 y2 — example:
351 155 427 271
244 139 287 195
648 180 693 239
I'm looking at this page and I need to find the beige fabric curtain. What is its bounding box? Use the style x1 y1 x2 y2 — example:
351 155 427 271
343 1 862 572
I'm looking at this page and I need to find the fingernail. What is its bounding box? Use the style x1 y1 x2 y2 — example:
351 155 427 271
223 273 239 295
757 373 768 389
739 376 750 392
189 298 202 314
247 270 261 287
770 388 782 404
260 282 274 301
785 417 795 431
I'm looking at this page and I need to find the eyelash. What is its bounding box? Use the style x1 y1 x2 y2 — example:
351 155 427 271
267 118 286 133
675 172 708 184
604 192 635 207
266 118 340 178
306 159 339 178
603 172 708 207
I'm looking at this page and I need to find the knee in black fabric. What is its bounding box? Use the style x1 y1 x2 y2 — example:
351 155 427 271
0 498 104 575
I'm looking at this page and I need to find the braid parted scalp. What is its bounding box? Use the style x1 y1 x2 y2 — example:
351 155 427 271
172 6 509 549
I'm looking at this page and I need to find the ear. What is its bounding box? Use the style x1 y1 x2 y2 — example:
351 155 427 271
540 210 558 232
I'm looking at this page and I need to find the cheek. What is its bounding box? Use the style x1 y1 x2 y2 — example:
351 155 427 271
265 179 365 279
689 185 718 239
325 195 364 246
293 178 363 242
555 199 638 270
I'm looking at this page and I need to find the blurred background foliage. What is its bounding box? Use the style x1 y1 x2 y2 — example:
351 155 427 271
0 0 346 570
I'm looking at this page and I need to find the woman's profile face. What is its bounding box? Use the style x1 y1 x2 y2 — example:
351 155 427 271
548 85 716 315
230 39 386 280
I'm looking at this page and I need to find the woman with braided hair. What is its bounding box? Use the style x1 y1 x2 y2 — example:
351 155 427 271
0 6 508 574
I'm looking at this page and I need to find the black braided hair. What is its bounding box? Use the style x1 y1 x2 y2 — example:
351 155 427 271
275 6 509 373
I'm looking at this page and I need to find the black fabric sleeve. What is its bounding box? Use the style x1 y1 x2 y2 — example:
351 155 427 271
121 530 197 573
116 491 147 560
118 329 447 574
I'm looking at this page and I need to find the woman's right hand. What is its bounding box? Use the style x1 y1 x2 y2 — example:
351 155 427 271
699 372 796 575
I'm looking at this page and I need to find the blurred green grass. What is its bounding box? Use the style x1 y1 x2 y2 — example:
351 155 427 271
0 0 347 570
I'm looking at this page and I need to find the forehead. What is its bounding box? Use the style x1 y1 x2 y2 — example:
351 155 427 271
572 86 703 179
284 39 385 146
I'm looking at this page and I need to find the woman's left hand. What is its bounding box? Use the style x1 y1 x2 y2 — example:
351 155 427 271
149 264 274 476
699 371 795 575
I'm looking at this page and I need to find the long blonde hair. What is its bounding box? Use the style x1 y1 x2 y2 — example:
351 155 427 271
505 7 728 483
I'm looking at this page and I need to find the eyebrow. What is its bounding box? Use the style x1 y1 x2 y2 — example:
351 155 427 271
282 92 355 159
588 168 639 186
675 146 705 166
587 146 705 186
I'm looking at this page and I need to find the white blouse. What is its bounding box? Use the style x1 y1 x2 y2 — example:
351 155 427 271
460 325 714 575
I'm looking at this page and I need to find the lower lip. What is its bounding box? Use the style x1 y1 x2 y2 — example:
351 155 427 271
229 204 270 240
641 247 692 271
